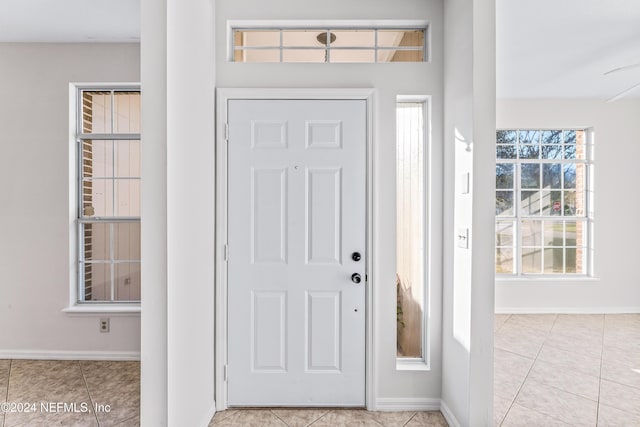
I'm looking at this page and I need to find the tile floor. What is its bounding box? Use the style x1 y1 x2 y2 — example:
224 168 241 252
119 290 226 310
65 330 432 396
208 408 448 426
494 313 640 426
0 360 139 427
2 314 637 426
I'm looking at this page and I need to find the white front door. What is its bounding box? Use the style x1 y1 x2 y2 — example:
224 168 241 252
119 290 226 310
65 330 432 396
227 99 367 406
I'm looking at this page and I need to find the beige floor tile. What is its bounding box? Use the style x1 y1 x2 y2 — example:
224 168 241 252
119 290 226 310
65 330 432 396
80 361 140 427
495 314 511 332
597 403 640 427
493 394 512 426
8 414 99 427
494 324 548 358
515 379 597 426
312 409 383 426
544 329 603 358
113 415 140 426
537 344 601 377
601 359 640 390
5 360 97 427
494 349 534 401
210 409 239 424
554 314 604 330
604 314 640 329
503 314 557 332
361 411 416 427
599 379 640 416
527 359 599 401
602 345 640 369
403 411 448 427
211 409 286 426
271 408 328 427
501 404 570 427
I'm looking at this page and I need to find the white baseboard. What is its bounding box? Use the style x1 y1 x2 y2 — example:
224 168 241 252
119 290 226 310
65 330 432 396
200 401 217 427
495 307 640 314
0 350 140 361
374 398 441 412
439 400 461 427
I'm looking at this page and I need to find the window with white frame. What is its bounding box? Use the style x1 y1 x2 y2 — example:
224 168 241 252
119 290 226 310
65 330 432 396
75 86 141 303
232 26 427 63
495 129 591 276
396 98 429 364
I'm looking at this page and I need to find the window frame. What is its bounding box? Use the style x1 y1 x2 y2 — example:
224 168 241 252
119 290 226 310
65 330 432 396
65 83 141 314
495 128 593 278
395 95 432 370
227 20 430 63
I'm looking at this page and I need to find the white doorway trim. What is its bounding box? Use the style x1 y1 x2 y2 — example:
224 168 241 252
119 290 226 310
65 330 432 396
215 88 375 411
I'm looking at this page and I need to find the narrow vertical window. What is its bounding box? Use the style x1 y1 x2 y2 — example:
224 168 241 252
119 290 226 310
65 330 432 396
396 99 427 362
76 86 141 303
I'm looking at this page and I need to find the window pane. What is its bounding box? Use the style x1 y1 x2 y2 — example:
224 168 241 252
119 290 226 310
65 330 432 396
521 164 540 188
522 248 542 274
235 30 280 47
378 49 424 63
496 191 514 216
565 248 578 273
541 190 562 216
541 144 563 159
563 164 576 188
330 49 375 63
521 220 542 246
564 220 586 247
496 221 514 246
331 30 375 47
113 92 141 133
496 164 514 189
240 49 281 63
541 130 562 144
496 249 514 274
282 30 324 47
521 191 541 215
83 262 111 301
378 30 424 47
81 91 111 133
519 144 540 159
497 130 517 144
519 130 540 144
497 144 516 159
563 191 577 215
396 101 425 359
115 263 141 301
564 130 576 144
544 248 564 273
83 222 141 261
542 163 562 189
564 144 576 159
114 140 141 177
282 49 325 63
83 140 113 178
543 221 564 246
83 179 114 217
115 180 141 217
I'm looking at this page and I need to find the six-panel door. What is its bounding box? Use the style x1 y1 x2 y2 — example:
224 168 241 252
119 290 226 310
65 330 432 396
227 99 366 406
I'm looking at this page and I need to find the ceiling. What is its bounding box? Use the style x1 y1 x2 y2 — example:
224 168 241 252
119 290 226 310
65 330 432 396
1 0 639 99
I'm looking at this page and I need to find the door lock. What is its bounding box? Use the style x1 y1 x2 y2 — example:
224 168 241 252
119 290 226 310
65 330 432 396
351 273 362 284
351 252 362 262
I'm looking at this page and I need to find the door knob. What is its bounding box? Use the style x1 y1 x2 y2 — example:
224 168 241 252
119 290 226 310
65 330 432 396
351 252 362 262
351 273 362 284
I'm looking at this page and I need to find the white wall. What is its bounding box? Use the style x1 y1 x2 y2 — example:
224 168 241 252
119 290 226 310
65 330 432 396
0 43 141 358
216 0 444 406
140 0 217 425
441 0 495 425
496 99 640 313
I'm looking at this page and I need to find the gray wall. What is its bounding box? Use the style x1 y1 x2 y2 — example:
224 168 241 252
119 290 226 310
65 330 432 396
0 43 141 356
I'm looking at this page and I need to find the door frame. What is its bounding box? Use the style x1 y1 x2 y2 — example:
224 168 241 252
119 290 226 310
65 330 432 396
215 88 375 410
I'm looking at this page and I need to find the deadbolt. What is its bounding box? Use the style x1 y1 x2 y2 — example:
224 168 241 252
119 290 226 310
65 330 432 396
351 273 362 284
351 252 362 262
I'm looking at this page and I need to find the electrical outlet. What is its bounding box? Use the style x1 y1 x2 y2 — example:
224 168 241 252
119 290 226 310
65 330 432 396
100 318 110 333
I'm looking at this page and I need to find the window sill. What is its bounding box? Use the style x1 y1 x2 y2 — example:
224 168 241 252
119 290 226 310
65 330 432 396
396 359 431 371
63 304 141 317
496 275 600 283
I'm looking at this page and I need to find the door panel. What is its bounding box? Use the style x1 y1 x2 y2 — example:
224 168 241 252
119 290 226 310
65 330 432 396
227 99 366 406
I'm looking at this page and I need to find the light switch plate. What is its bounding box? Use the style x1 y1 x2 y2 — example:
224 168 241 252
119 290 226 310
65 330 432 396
457 228 469 249
461 172 470 194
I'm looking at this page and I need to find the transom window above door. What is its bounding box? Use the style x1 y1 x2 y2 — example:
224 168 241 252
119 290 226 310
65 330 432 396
230 23 428 63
